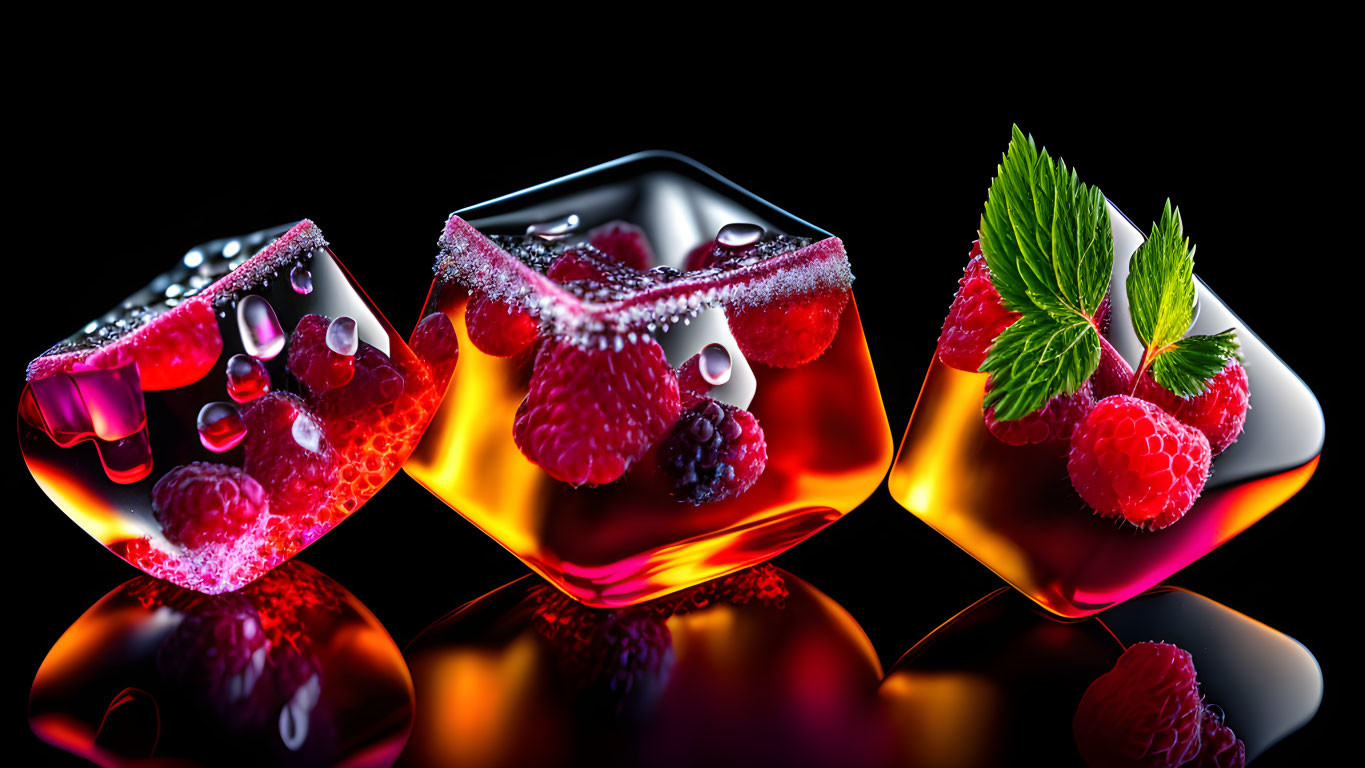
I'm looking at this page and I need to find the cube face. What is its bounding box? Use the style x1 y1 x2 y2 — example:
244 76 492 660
19 222 455 594
888 203 1324 617
404 153 893 608
29 562 414 765
880 587 1322 764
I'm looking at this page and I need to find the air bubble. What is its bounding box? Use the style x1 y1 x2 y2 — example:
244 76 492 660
526 213 580 239
326 317 358 356
197 401 246 452
699 343 733 386
291 413 325 454
236 295 285 360
290 265 313 294
225 354 271 403
717 223 764 248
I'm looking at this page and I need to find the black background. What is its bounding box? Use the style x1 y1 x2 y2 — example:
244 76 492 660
6 70 1347 765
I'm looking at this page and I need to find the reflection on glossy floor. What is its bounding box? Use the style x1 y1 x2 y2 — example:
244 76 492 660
399 566 895 768
879 586 1321 767
29 561 413 767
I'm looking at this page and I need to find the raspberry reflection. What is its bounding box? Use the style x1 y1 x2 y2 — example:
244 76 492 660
29 561 413 766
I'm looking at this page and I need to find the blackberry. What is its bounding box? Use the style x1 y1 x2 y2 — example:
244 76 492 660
658 398 766 504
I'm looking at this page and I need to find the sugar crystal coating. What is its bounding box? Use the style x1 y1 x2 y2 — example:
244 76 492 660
436 215 853 346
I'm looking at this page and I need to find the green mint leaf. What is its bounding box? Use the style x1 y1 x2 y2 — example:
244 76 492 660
1148 330 1239 397
977 125 1112 419
1126 200 1196 351
980 313 1100 421
1126 201 1240 397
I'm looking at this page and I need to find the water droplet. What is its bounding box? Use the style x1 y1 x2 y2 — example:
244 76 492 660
526 213 580 239
197 401 246 452
225 354 271 403
291 413 325 454
183 249 205 268
290 265 313 294
717 223 764 248
236 295 285 360
222 239 242 258
700 343 732 386
325 317 358 356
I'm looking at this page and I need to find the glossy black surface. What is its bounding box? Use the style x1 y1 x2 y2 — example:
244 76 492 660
9 84 1344 765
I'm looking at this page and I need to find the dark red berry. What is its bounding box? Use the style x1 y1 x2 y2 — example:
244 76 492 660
658 398 767 504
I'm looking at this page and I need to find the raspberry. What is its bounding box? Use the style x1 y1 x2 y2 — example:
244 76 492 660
241 393 338 525
658 398 768 504
409 311 460 387
1134 363 1249 455
725 286 850 368
152 462 269 551
312 344 406 435
1190 708 1245 768
1073 642 1205 768
683 239 717 272
1095 292 1113 335
675 353 712 408
465 289 539 357
1094 335 1136 399
513 337 680 486
937 243 1021 372
1067 395 1211 530
587 220 653 271
547 247 627 284
985 380 1096 448
83 298 225 391
287 314 355 395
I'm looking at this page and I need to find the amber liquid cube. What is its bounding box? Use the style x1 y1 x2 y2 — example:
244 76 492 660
407 285 892 607
888 203 1323 617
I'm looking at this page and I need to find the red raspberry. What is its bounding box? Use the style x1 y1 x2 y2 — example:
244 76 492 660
1067 395 1211 530
985 380 1096 448
152 462 269 551
1095 292 1113 335
1073 641 1205 768
1190 708 1245 768
658 398 768 504
587 220 653 271
287 314 355 395
683 239 717 272
241 393 338 524
675 353 711 408
82 298 224 391
465 290 539 357
409 311 460 387
547 247 624 284
937 243 1020 372
1094 335 1136 399
1134 362 1249 455
514 337 680 486
312 343 406 431
725 286 850 368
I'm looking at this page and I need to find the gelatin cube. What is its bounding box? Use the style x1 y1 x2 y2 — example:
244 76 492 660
28 373 94 447
96 428 153 484
71 361 146 441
